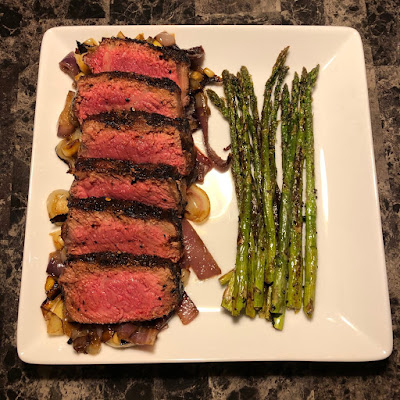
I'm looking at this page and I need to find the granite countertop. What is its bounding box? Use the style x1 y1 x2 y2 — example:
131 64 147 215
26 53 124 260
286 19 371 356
0 0 399 398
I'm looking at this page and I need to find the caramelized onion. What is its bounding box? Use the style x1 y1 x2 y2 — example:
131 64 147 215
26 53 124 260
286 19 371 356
58 91 79 138
74 53 90 74
185 184 210 223
181 219 221 280
195 92 231 172
49 229 64 250
44 275 61 299
56 131 81 167
106 336 135 348
47 190 69 222
59 52 80 79
177 292 199 325
76 39 98 55
155 31 176 47
72 330 101 355
86 331 101 355
180 268 190 287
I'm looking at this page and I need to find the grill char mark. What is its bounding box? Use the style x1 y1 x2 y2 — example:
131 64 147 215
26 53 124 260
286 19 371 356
73 159 183 181
68 197 181 228
78 71 181 94
68 252 179 269
84 110 189 132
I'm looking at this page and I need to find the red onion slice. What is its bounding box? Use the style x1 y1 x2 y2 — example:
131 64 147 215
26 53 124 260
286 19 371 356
130 327 159 346
46 251 66 277
59 52 80 79
195 93 231 172
116 323 159 346
186 46 205 68
181 219 221 280
177 292 199 325
194 147 213 183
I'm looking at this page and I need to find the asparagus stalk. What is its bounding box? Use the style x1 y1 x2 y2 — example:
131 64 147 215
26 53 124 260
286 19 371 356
273 308 286 330
222 71 242 205
253 216 267 308
286 71 307 311
239 67 266 309
219 269 234 286
206 89 228 119
240 67 262 202
219 72 242 314
303 65 320 318
271 82 300 315
280 84 290 170
259 285 273 321
245 227 257 318
261 47 289 285
262 49 289 186
231 73 253 316
231 156 251 316
221 274 234 312
270 66 289 228
288 72 300 138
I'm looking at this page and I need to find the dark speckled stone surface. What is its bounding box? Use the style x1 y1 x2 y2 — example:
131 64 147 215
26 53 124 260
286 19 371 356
0 0 399 398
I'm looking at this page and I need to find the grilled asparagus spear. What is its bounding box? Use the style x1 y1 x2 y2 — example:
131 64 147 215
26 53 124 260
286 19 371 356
303 65 320 318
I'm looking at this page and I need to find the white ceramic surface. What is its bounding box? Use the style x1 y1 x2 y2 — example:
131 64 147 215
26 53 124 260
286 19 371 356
17 25 392 364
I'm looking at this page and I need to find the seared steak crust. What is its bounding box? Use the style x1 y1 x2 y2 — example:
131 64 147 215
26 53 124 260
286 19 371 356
74 72 183 121
68 197 181 225
83 38 190 106
69 252 179 269
82 111 195 167
62 200 183 261
117 37 189 64
79 111 195 176
71 159 186 211
86 37 190 70
87 111 189 134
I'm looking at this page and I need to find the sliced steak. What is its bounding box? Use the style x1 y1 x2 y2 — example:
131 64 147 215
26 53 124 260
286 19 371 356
74 72 183 122
59 254 182 324
70 159 186 211
62 198 182 262
79 112 195 176
84 38 190 106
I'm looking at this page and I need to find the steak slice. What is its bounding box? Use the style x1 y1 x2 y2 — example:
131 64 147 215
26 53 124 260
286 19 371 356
59 254 182 324
84 38 190 106
62 198 182 262
79 112 195 176
70 159 186 211
74 72 182 122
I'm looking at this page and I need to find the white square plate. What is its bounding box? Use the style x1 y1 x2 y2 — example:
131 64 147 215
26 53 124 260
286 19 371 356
17 25 392 364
